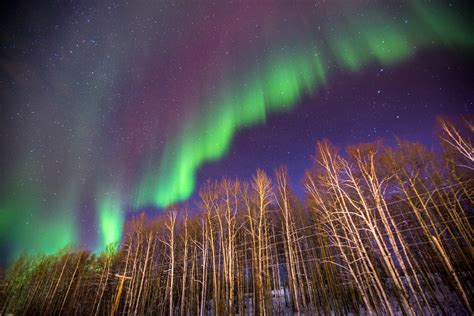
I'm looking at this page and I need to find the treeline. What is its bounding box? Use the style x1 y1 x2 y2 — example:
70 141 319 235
1 118 473 315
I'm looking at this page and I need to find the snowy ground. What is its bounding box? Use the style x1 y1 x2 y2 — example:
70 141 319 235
207 283 470 315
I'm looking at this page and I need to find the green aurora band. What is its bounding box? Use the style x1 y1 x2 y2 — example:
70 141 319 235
0 179 77 261
135 2 473 209
97 193 123 251
1 2 473 261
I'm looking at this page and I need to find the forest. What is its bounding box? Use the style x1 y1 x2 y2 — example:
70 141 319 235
1 117 472 315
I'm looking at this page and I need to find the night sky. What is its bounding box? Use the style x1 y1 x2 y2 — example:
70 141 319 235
1 0 473 264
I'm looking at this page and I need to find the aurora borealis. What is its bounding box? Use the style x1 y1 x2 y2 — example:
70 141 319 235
1 1 473 264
